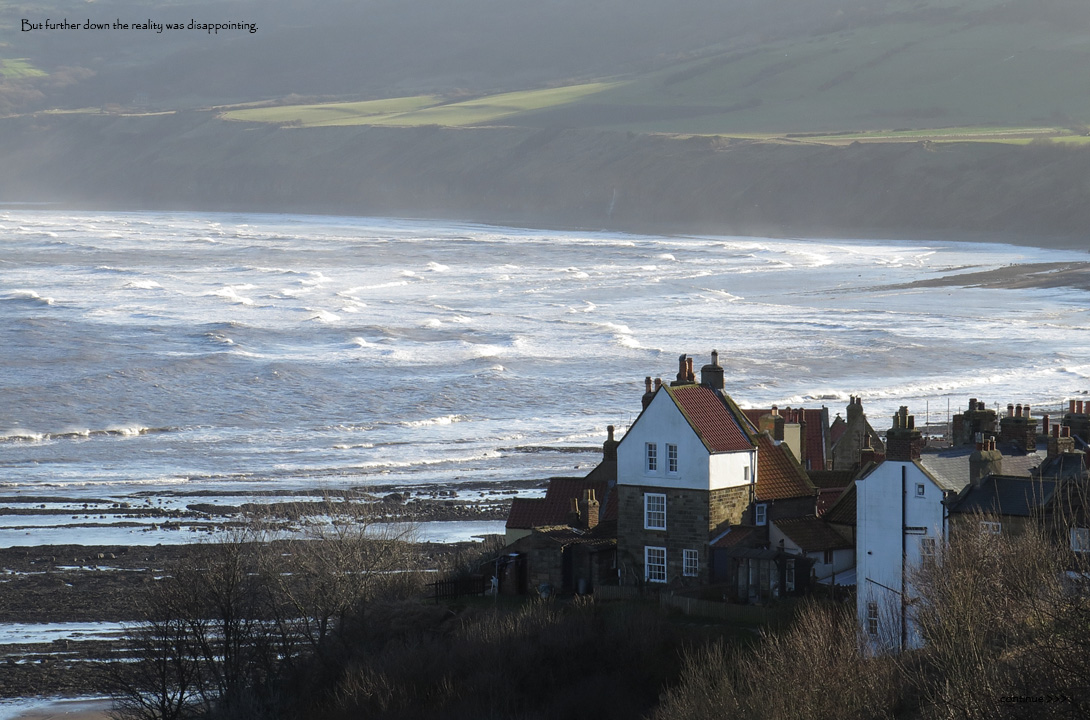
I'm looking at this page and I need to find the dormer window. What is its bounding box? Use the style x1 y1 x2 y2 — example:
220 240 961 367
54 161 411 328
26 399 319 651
646 443 657 473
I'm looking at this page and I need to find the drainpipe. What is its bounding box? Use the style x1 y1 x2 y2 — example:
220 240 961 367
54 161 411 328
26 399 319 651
901 464 907 653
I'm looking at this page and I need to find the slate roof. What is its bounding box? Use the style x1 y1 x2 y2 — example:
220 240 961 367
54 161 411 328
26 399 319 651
947 475 1057 517
916 445 1045 493
666 384 754 454
755 433 816 501
773 515 852 552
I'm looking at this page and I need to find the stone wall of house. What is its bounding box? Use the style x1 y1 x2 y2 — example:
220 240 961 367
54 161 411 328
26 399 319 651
710 485 751 528
618 484 748 584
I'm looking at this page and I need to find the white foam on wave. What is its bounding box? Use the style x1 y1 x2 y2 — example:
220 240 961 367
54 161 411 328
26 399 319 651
307 309 340 323
401 414 468 428
426 262 450 272
122 279 162 290
565 267 590 279
4 289 54 305
209 287 254 305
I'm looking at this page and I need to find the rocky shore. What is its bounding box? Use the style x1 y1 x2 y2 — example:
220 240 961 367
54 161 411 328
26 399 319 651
0 480 531 703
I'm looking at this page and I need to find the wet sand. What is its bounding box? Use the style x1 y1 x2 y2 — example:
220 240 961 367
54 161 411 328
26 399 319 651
889 261 1090 292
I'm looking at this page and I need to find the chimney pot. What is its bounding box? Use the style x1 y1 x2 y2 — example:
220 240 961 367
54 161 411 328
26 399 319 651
1063 426 1071 438
1070 400 1077 414
1024 404 1031 418
655 378 662 390
1053 424 1061 439
686 357 694 382
1043 414 1050 436
645 376 652 393
969 398 978 411
1008 404 1015 418
1079 401 1086 415
711 349 719 366
1016 404 1023 418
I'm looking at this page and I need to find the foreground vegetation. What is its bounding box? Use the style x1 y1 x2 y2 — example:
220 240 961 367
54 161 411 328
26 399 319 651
107 503 1090 720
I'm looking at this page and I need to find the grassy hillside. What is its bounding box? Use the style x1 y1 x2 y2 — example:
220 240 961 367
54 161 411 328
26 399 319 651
210 0 1090 136
6 0 1090 136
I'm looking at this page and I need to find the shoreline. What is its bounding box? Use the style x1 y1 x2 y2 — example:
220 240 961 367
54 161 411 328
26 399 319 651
4 205 1088 295
4 117 1090 256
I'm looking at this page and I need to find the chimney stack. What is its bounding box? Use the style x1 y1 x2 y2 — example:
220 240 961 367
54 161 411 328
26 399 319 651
886 406 924 461
700 349 725 390
603 426 619 462
970 439 1003 486
642 377 654 409
578 489 600 530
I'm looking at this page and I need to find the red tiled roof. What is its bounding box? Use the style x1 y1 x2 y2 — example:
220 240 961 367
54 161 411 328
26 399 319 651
667 385 754 453
711 525 756 548
505 477 612 530
816 486 847 516
506 497 548 529
801 409 827 470
823 483 856 526
829 415 847 446
772 515 852 552
756 433 815 501
742 408 827 470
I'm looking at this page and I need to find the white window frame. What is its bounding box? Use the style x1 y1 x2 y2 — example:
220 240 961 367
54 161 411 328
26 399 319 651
867 601 879 636
1071 527 1090 553
980 521 1002 535
645 546 667 583
645 442 658 473
755 503 767 526
667 443 678 474
644 493 666 530
683 549 699 577
920 537 937 558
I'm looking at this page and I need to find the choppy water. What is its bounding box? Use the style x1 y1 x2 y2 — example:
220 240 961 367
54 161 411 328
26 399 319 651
2 210 1088 544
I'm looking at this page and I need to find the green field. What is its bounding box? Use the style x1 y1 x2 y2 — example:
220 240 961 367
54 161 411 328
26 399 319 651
214 3 1090 142
220 83 622 128
221 95 443 126
0 58 46 79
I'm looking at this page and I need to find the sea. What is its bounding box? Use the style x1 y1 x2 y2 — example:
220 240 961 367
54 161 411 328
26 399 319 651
2 209 1089 546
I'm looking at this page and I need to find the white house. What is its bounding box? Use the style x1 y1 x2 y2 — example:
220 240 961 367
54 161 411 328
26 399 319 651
856 406 957 652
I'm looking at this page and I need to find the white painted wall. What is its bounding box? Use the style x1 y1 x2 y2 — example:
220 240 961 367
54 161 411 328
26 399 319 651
618 390 714 490
708 449 757 491
769 524 854 580
856 461 946 652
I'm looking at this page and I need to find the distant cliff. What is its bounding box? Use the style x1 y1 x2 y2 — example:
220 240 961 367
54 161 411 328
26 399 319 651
2 112 1088 249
